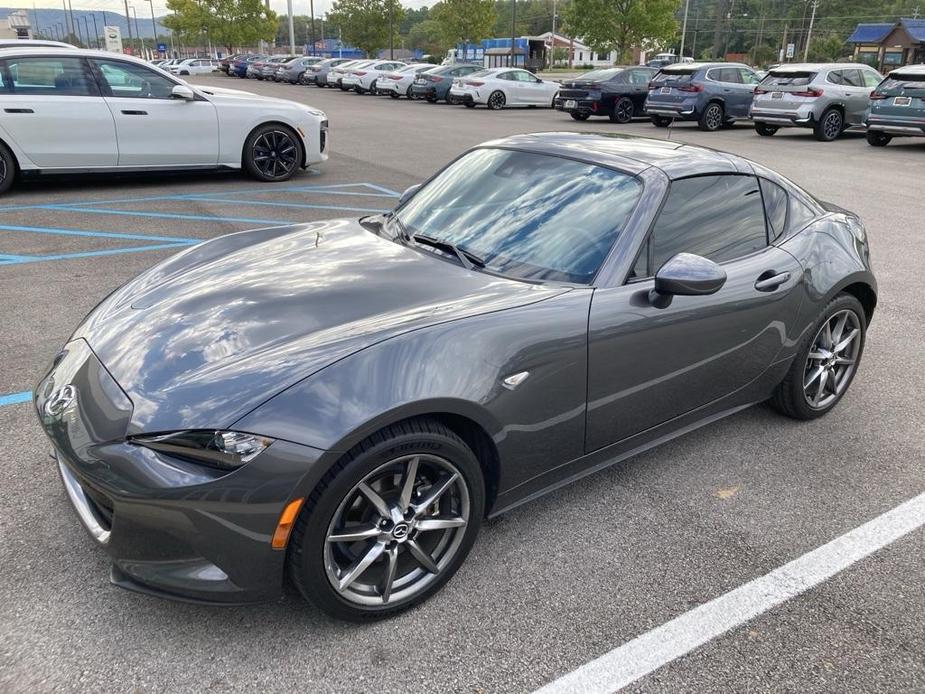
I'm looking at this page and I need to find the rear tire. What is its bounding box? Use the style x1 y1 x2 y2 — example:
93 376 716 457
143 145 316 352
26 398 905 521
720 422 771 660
464 102 476 108
770 293 866 420
570 112 590 121
487 90 506 110
610 97 634 124
650 115 672 127
0 142 16 195
698 102 724 131
287 418 485 621
389 92 400 99
814 108 843 142
755 122 779 136
866 130 892 147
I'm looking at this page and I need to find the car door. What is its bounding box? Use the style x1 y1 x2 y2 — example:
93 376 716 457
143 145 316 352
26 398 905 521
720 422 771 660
0 55 117 168
712 67 747 116
624 68 655 112
585 173 805 451
737 67 761 115
90 57 219 167
840 68 872 125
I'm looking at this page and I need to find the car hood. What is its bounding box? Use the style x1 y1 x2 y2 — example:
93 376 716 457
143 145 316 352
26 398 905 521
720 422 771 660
74 220 567 434
192 84 299 107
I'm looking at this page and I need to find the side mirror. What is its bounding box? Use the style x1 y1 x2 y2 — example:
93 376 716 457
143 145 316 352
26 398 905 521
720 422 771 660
398 183 421 206
171 84 195 100
650 253 726 308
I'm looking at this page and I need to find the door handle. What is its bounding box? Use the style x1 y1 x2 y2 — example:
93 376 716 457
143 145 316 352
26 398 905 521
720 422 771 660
4 108 33 113
121 110 148 115
755 271 791 291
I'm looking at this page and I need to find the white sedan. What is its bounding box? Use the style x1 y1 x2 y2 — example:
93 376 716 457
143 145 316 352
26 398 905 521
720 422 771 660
168 58 220 76
0 48 328 195
449 68 561 109
376 63 435 98
340 59 406 94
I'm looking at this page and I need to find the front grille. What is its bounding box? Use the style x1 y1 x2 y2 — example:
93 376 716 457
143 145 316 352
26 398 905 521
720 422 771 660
558 88 590 98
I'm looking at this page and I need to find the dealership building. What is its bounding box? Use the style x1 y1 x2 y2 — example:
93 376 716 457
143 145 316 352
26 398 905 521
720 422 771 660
847 17 925 71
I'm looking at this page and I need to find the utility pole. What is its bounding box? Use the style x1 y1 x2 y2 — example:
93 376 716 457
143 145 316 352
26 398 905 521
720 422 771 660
82 16 91 48
61 0 70 39
679 0 690 58
124 0 134 53
91 13 99 48
286 0 295 55
781 23 789 62
309 0 315 55
388 0 393 58
550 0 557 68
144 0 157 55
131 6 142 57
803 0 818 62
67 0 77 44
510 0 516 67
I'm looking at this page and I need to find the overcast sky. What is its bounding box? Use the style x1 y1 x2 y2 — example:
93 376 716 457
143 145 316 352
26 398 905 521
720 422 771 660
8 0 435 15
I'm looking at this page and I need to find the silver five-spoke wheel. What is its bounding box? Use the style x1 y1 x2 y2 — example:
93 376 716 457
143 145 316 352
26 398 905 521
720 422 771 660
324 454 470 606
803 309 861 409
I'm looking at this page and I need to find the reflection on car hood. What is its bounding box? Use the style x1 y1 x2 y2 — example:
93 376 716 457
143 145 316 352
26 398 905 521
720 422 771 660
193 85 301 107
74 220 566 434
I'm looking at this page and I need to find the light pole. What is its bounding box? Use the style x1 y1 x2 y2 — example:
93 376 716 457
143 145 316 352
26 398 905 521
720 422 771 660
549 0 557 68
510 0 516 67
286 0 295 55
679 0 690 58
388 0 393 59
91 13 100 48
123 0 134 53
144 0 158 55
130 6 143 57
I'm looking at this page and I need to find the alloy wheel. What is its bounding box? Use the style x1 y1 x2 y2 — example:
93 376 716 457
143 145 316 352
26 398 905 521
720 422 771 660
823 111 842 140
488 91 506 109
614 98 633 123
705 104 723 130
803 309 861 409
0 157 6 187
323 454 470 606
252 130 298 179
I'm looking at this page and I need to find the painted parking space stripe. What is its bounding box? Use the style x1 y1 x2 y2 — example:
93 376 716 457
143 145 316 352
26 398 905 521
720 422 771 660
30 205 290 226
0 223 200 244
0 391 32 407
180 196 387 213
0 242 192 265
533 492 925 694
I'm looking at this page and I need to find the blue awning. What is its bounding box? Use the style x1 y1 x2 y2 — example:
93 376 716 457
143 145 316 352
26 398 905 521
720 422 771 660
847 23 893 43
900 18 925 42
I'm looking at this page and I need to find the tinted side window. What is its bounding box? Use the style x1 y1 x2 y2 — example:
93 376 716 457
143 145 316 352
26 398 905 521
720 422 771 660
92 59 177 99
718 68 742 83
650 175 768 271
861 70 882 88
3 57 96 96
739 68 760 84
759 178 788 240
842 69 863 87
827 70 845 85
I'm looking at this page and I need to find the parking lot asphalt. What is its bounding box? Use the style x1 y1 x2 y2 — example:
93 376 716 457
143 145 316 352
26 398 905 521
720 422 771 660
1 74 923 694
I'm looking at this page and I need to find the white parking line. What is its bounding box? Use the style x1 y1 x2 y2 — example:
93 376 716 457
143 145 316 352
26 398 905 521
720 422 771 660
534 492 925 694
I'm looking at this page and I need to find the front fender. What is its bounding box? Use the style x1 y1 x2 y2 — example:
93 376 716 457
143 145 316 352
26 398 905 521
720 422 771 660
233 290 593 498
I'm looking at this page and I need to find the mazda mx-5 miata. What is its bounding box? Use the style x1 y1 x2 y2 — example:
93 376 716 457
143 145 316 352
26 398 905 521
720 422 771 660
35 133 876 621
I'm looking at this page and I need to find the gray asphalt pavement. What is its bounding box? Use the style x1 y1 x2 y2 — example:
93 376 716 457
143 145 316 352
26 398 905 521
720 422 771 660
0 74 922 694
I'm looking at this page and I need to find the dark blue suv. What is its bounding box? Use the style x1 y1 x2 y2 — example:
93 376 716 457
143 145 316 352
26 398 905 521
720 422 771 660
644 62 761 131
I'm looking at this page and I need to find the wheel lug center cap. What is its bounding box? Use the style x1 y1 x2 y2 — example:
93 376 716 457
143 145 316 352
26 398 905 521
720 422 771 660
391 522 411 542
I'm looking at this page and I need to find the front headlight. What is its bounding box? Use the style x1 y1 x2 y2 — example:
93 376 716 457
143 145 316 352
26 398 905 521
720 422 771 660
131 430 273 470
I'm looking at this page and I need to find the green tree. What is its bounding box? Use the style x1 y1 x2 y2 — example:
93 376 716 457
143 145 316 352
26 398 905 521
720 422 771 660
327 0 404 57
564 0 680 62
164 0 277 53
433 0 496 44
408 18 446 55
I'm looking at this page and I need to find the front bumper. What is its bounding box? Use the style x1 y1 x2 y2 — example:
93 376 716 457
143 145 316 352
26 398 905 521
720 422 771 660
35 339 328 605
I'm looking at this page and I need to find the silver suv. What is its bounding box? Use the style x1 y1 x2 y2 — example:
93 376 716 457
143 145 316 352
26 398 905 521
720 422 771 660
750 63 882 141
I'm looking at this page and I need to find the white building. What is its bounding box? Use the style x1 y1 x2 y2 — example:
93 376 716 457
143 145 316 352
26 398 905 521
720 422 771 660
0 10 32 40
532 31 621 67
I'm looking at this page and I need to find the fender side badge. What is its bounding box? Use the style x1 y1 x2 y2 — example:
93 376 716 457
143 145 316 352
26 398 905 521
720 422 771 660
502 371 530 390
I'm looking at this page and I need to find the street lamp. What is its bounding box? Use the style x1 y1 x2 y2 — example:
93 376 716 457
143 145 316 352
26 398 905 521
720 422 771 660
143 0 158 56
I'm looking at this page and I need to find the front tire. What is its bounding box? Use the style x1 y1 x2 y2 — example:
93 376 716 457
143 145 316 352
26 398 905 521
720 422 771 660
698 102 724 131
650 115 672 127
242 124 302 182
287 418 485 621
866 130 892 147
487 90 506 110
0 141 15 195
814 108 843 142
755 122 778 136
570 112 590 121
770 294 866 420
610 96 634 124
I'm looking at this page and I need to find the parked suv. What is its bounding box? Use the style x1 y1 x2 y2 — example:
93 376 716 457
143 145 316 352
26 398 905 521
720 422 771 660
750 63 883 141
555 66 657 122
865 64 925 146
645 62 761 131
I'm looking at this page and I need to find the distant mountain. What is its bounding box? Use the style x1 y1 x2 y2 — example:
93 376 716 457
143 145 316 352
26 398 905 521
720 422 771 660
1 7 170 42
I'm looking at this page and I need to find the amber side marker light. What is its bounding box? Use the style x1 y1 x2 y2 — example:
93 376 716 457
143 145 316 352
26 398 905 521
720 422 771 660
271 498 305 549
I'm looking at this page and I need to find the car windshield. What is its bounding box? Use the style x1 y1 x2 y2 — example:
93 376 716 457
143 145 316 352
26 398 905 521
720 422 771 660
578 68 624 82
763 70 816 86
393 148 642 284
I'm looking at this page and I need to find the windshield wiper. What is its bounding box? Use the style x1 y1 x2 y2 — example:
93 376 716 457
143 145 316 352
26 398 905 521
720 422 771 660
412 234 486 270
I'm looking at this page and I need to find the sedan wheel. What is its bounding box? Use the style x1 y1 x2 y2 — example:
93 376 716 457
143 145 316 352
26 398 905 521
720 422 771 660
755 122 779 136
0 143 15 195
287 419 484 620
771 294 866 420
610 97 634 124
570 112 591 121
815 108 843 142
866 130 892 147
243 125 301 182
487 90 506 110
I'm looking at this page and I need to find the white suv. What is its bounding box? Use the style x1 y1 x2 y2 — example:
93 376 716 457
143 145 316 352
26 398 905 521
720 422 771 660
0 48 328 194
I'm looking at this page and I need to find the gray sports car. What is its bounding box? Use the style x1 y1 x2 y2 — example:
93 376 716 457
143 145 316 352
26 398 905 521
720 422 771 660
35 133 876 621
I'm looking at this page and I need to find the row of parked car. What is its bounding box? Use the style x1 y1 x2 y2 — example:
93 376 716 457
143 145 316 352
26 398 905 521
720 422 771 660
213 53 925 147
